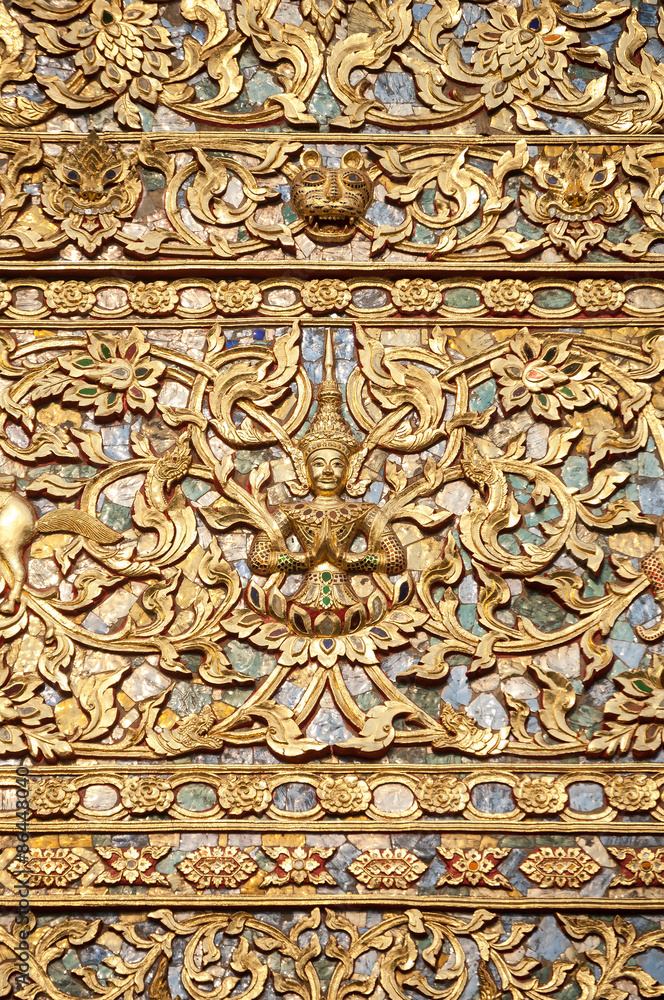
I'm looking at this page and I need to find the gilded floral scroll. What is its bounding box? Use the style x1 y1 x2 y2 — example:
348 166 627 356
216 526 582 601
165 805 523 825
0 316 662 763
8 907 664 1000
1 0 664 134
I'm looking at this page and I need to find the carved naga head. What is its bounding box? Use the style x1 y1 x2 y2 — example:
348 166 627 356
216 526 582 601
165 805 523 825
290 149 373 244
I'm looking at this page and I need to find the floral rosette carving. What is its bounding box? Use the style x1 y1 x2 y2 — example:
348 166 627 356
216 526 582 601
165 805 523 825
604 774 660 812
391 278 442 313
301 279 351 314
217 775 271 816
214 280 262 315
418 776 469 814
127 281 178 315
317 775 371 814
45 0 175 126
43 326 165 417
263 846 336 886
0 283 12 313
120 775 174 813
445 2 612 129
490 328 616 420
513 776 568 815
609 847 664 887
575 279 626 313
30 778 79 817
94 845 169 885
44 281 96 315
482 279 533 314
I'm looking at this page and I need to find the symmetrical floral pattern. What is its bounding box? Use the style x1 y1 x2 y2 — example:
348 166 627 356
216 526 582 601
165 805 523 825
214 281 263 315
120 776 174 814
491 329 615 420
418 776 469 814
127 282 179 315
301 279 352 314
609 847 664 887
391 278 442 314
262 846 335 887
177 846 258 889
44 281 96 315
575 279 626 314
451 3 590 115
604 774 660 812
513 776 567 815
8 848 90 888
482 279 533 314
349 848 427 889
40 327 165 418
217 776 271 816
46 0 175 125
94 845 169 885
29 778 79 817
519 847 600 889
317 776 372 814
436 847 510 888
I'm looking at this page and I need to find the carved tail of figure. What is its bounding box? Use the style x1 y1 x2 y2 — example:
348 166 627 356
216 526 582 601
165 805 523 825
637 545 664 641
0 492 123 615
148 954 180 1000
36 508 123 544
477 959 499 1000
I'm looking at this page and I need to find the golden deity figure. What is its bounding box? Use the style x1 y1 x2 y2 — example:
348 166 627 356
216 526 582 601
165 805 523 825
218 324 469 670
247 333 406 633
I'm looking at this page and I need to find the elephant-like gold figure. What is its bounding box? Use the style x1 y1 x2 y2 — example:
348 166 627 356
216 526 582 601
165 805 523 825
0 474 122 613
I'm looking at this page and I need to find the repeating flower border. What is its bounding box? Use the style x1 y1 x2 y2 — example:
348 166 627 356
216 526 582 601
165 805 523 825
7 838 661 895
0 276 661 324
20 768 664 823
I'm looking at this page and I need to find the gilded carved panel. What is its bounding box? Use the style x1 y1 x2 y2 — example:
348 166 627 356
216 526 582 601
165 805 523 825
2 1 664 998
0 0 663 133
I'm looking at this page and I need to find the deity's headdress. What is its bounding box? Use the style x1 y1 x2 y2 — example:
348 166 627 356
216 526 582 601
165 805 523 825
289 330 361 494
298 330 360 462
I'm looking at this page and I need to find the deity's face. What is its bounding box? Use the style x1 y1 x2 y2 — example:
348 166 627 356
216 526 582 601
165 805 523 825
306 448 348 496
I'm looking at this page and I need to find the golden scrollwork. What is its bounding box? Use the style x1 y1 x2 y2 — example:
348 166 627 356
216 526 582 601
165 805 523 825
0 317 661 762
10 908 664 1000
6 137 664 261
1 0 664 134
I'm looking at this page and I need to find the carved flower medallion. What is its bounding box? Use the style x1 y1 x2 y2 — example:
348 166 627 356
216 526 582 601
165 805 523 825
519 847 600 888
178 846 258 890
317 775 372 814
349 848 427 889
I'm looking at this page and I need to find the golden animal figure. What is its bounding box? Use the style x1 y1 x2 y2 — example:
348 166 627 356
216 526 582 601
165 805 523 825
637 544 664 641
290 149 373 243
0 475 122 613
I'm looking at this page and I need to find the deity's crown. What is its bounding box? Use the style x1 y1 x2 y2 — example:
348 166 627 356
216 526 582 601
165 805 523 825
298 330 360 462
